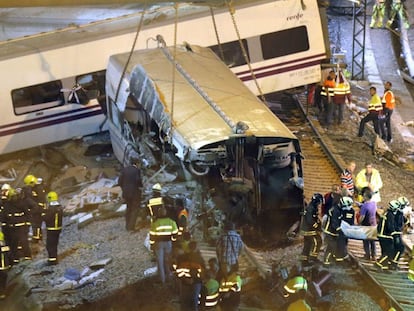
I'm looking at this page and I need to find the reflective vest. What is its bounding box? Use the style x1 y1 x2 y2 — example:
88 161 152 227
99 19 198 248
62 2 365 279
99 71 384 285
283 276 308 297
368 94 383 113
177 208 189 237
147 197 163 219
219 272 242 294
149 217 178 245
200 278 220 307
320 79 335 98
382 90 395 110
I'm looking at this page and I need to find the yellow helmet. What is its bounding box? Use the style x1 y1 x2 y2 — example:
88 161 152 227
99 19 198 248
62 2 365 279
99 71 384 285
47 191 58 202
7 188 17 199
24 174 37 186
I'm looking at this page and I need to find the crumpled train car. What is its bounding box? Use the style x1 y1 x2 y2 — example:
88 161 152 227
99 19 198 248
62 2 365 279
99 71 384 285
106 39 304 237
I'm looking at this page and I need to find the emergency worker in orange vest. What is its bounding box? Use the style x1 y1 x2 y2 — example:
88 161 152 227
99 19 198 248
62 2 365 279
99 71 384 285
381 81 395 142
320 70 336 127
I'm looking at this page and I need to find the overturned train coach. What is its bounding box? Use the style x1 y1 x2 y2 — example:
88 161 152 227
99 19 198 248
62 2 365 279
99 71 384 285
105 39 304 236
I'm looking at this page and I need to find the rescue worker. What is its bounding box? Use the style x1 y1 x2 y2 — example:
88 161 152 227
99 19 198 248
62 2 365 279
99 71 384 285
381 81 396 143
355 162 383 203
175 199 189 239
174 240 205 310
387 0 410 29
283 275 311 310
0 184 11 247
320 70 336 127
323 197 353 266
358 86 385 139
199 270 220 310
397 196 412 232
390 199 407 270
370 0 386 28
3 187 32 264
376 200 399 271
0 231 11 299
218 263 242 311
44 191 63 265
332 69 352 125
147 183 163 221
149 206 178 284
118 158 143 231
22 174 47 242
340 196 355 262
300 193 324 268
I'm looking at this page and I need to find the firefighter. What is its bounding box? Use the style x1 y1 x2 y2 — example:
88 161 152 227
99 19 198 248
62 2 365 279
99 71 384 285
3 187 32 264
0 231 11 299
323 197 344 266
390 199 407 270
149 206 178 284
22 174 47 242
0 184 11 247
176 200 189 240
376 200 399 271
44 191 63 265
300 193 324 268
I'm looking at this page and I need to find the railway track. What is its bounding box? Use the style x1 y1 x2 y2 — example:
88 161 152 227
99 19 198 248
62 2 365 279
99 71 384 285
194 91 414 310
290 92 414 311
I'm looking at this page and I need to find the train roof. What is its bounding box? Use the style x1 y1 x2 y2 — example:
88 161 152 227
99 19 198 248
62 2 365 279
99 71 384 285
0 0 272 62
109 43 298 151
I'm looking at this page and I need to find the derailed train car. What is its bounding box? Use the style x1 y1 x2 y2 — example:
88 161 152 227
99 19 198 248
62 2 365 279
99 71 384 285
105 38 304 236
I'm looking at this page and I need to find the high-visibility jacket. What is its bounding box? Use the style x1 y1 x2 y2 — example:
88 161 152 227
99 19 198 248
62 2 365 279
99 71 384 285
149 217 178 245
177 208 189 237
320 79 335 98
377 211 395 239
355 168 383 202
44 201 63 231
368 94 383 113
322 205 342 237
147 196 163 219
219 272 242 294
200 278 220 307
0 233 10 271
382 90 395 110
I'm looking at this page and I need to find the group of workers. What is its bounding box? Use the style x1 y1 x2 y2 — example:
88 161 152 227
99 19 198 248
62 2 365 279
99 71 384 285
145 181 243 310
0 175 63 299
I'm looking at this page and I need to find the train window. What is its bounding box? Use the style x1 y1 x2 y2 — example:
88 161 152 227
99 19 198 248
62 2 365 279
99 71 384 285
209 39 249 68
12 80 64 115
260 26 310 60
76 70 106 100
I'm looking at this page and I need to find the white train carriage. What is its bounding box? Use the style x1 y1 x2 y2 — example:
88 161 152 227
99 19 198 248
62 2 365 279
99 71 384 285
0 0 327 155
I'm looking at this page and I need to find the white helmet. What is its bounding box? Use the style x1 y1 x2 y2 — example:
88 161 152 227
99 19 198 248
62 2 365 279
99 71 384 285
388 200 400 212
398 196 410 208
152 183 162 192
1 184 11 191
340 196 353 208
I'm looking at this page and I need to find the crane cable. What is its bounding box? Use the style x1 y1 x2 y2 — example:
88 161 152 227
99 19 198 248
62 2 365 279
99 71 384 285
226 0 266 103
114 7 146 107
209 6 225 61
